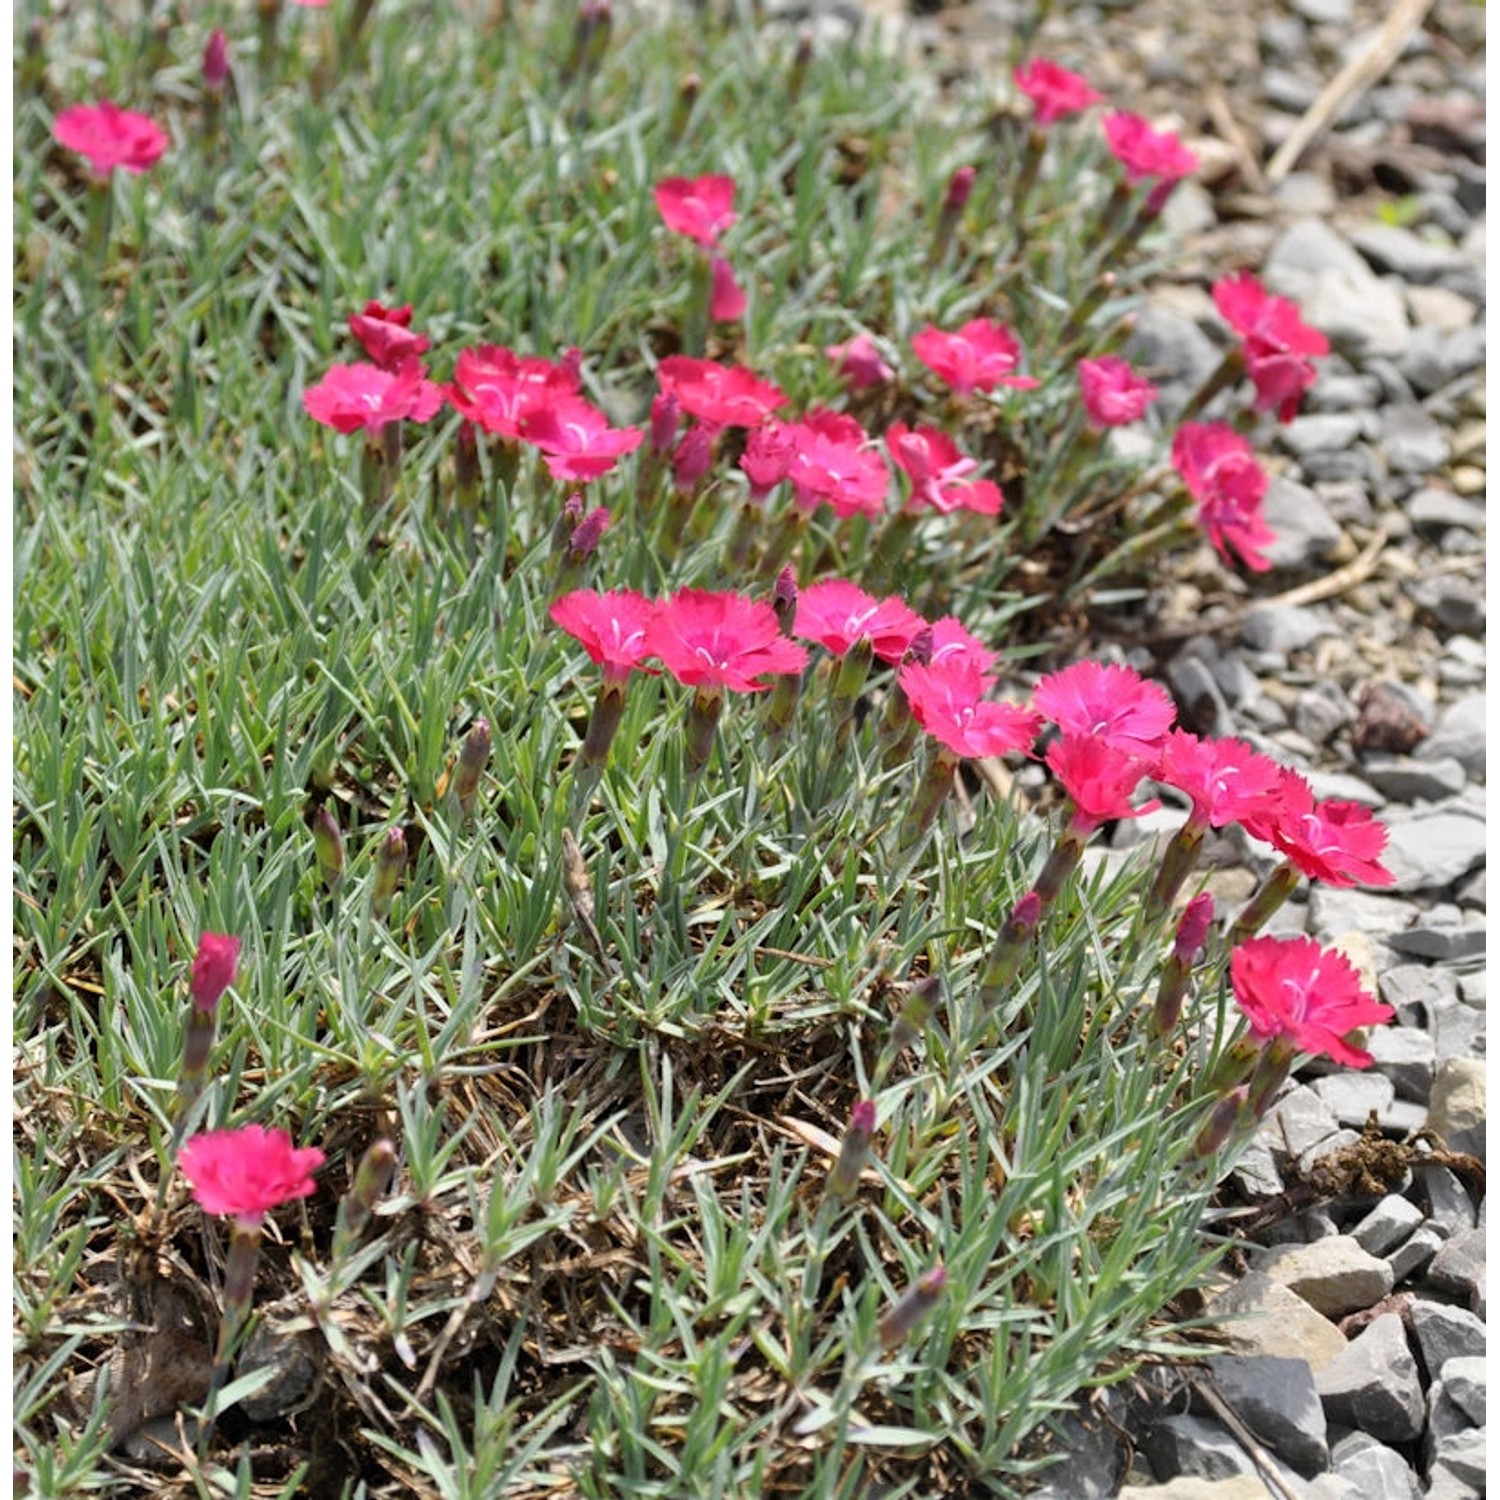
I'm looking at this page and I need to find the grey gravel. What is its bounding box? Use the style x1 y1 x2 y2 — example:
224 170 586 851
1253 1237 1394 1319
1388 1223 1447 1283
1329 1431 1421 1500
1315 1313 1426 1443
1350 1194 1425 1257
1409 1297 1487 1378
1426 1226 1486 1311
1379 805 1486 894
1414 1162 1479 1236
1358 753 1468 803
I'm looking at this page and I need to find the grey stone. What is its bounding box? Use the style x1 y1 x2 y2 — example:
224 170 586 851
1239 605 1337 654
1309 374 1383 415
1208 1272 1349 1372
1429 994 1486 1065
1350 1194 1425 1257
1255 1086 1341 1162
1443 1356 1486 1426
1204 1355 1328 1476
1424 1402 1486 1488
1398 323 1486 395
1363 1025 1436 1102
1166 653 1234 738
1296 445 1383 488
1293 682 1354 747
1379 1098 1429 1137
1264 222 1372 304
1031 1397 1127 1499
1411 576 1485 636
1311 1072 1395 1130
1380 963 1459 1027
1423 1468 1484 1500
1330 1432 1420 1500
1300 766 1383 806
1261 478 1344 570
1306 886 1419 943
1288 0 1351 23
1405 283 1478 330
1380 807 1486 894
1410 1298 1487 1379
1118 1478 1269 1500
1305 272 1411 362
1126 305 1222 412
1352 223 1476 286
1456 967 1484 1005
1379 403 1451 476
1141 1413 1256 1484
1415 1162 1478 1236
1253 1237 1394 1319
1359 753 1468 803
1388 1224 1446 1283
1407 488 1485 534
1428 1059 1486 1159
1281 412 1364 457
1385 912 1488 962
1415 694 1485 775
1273 171 1336 217
1315 1312 1425 1443
1427 1227 1486 1310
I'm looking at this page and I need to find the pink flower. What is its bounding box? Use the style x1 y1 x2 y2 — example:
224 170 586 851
671 425 714 493
710 257 746 321
1013 58 1102 125
522 394 643 482
1174 892 1216 962
1102 112 1199 184
1045 733 1159 834
1230 935 1395 1068
648 589 808 693
654 174 737 247
886 423 1003 516
53 100 169 178
551 589 657 683
943 165 977 211
793 580 925 663
348 300 431 372
783 409 890 518
179 1124 325 1226
1030 660 1176 757
900 661 1042 759
1154 730 1286 829
1212 271 1330 423
447 345 579 441
824 333 895 391
1077 356 1158 429
656 357 788 431
302 361 445 434
203 30 230 90
190 933 242 1014
1171 422 1276 573
1242 770 1396 888
741 422 794 499
927 616 998 678
911 319 1039 397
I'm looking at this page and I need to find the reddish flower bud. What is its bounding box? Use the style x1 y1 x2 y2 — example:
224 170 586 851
878 1265 948 1350
454 718 491 818
943 165 976 212
650 391 681 455
772 566 799 636
190 933 242 1014
827 1099 878 1201
1173 892 1215 963
567 505 611 560
672 424 714 494
203 29 230 91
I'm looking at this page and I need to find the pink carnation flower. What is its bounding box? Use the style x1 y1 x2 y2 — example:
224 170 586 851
911 319 1039 397
886 422 1003 516
1046 733 1159 835
521 394 643 482
710 256 746 321
178 1124 325 1227
302 361 445 434
53 100 169 178
656 357 788 431
793 580 925 663
348 300 431 372
551 589 657 683
1171 422 1276 573
447 345 579 441
654 174 737 248
824 333 895 390
190 933 242 1014
1154 730 1286 829
1102 112 1199 184
927 616 999 678
1077 356 1158 429
648 589 808 693
1242 770 1396 889
783 409 891 518
1230 935 1395 1068
1013 59 1102 125
901 661 1042 760
1212 271 1330 423
1030 660 1176 757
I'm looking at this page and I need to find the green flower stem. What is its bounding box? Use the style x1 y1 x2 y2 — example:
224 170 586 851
684 688 724 779
1174 345 1244 426
1227 860 1301 948
1245 1038 1296 1119
199 1217 263 1453
898 747 959 852
1144 818 1208 924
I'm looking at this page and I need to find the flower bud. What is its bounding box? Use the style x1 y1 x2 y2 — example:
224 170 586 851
943 165 976 212
190 933 241 1014
672 425 713 495
1193 1086 1249 1158
313 802 345 890
649 392 681 455
891 973 942 1053
827 1099 877 1201
551 491 587 556
1173 892 1215 963
878 1265 947 1350
454 718 491 819
772 566 799 636
372 827 407 917
334 1138 398 1261
566 506 611 560
203 29 230 91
